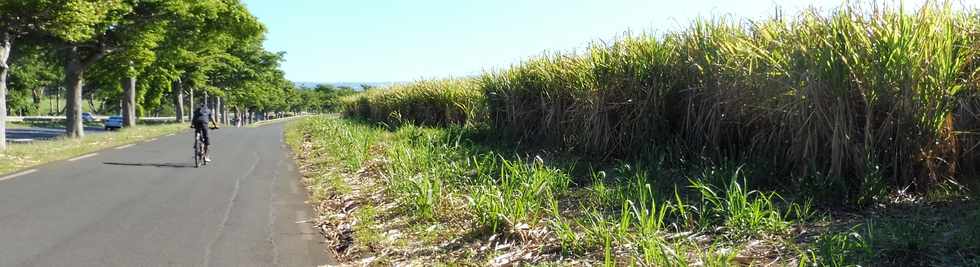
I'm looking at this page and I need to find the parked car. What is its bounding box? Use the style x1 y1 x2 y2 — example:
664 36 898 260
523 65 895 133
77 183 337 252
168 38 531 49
104 116 124 130
82 112 95 122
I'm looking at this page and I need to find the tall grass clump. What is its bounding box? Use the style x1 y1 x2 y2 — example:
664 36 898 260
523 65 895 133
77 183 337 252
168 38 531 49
689 172 790 239
383 125 481 220
384 126 453 220
343 3 980 203
341 79 483 127
483 37 681 157
293 116 383 171
573 163 805 264
740 5 979 200
486 3 980 202
469 156 572 233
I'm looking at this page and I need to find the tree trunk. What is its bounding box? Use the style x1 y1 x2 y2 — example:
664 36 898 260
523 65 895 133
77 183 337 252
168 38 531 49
64 49 85 138
216 97 223 124
214 101 219 122
187 87 194 122
222 101 229 125
98 97 107 115
214 97 220 124
121 76 136 127
32 87 43 108
218 99 223 124
172 79 183 122
87 91 97 113
55 86 60 116
0 32 12 150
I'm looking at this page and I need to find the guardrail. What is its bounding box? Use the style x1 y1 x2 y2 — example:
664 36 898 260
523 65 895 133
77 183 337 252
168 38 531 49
8 116 177 122
7 114 313 125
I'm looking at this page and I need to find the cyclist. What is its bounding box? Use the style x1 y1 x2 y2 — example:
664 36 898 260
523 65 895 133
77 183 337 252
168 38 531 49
192 103 219 162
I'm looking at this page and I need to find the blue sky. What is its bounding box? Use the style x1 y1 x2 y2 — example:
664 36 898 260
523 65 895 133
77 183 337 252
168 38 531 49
241 0 961 83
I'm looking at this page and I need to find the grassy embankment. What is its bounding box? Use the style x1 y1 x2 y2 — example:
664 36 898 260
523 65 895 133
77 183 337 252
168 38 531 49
289 3 980 266
0 124 188 175
290 116 979 266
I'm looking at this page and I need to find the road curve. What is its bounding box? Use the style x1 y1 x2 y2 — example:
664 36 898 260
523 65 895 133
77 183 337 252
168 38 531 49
0 122 333 266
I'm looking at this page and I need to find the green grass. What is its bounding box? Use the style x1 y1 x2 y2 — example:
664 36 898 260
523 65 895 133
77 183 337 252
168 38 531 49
809 226 874 266
314 1 980 265
0 123 188 175
284 116 388 261
688 169 792 240
288 116 828 265
352 205 384 252
292 115 979 265
468 156 571 233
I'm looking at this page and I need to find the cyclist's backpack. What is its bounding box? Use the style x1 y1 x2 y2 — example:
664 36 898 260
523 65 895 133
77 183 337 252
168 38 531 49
193 108 206 122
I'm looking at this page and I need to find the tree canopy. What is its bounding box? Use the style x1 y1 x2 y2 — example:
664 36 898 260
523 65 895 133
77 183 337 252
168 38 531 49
0 0 341 145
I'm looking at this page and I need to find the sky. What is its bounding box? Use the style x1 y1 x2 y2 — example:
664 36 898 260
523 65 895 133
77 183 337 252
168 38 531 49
240 0 973 83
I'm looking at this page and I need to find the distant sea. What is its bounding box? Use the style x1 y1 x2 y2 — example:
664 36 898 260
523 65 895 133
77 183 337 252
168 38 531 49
294 81 397 90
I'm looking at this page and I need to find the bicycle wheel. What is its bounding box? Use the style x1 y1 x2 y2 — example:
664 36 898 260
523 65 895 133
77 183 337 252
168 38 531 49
194 135 201 168
202 144 208 166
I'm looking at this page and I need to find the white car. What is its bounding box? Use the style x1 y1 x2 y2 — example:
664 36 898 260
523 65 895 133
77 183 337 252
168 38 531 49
82 112 96 122
104 116 123 130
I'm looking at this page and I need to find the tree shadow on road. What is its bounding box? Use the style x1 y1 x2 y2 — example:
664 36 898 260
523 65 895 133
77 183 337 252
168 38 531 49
103 162 195 168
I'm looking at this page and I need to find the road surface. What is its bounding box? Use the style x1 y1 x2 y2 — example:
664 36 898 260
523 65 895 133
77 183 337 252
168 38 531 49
0 122 334 266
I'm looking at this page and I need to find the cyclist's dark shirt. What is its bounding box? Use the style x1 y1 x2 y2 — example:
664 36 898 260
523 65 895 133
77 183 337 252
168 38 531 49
193 107 212 125
192 107 212 145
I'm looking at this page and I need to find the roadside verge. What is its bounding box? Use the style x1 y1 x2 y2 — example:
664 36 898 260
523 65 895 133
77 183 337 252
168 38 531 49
0 124 188 176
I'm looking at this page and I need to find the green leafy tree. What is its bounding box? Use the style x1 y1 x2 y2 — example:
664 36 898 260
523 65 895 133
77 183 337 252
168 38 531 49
41 0 210 136
0 0 127 146
3 0 281 139
8 44 62 115
85 0 191 127
207 38 289 122
28 0 132 138
149 0 264 122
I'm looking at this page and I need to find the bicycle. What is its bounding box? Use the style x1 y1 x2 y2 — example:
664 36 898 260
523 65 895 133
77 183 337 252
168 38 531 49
193 126 218 168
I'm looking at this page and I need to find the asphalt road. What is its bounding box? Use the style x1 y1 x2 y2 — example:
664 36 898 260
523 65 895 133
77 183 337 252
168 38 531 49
0 122 334 266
